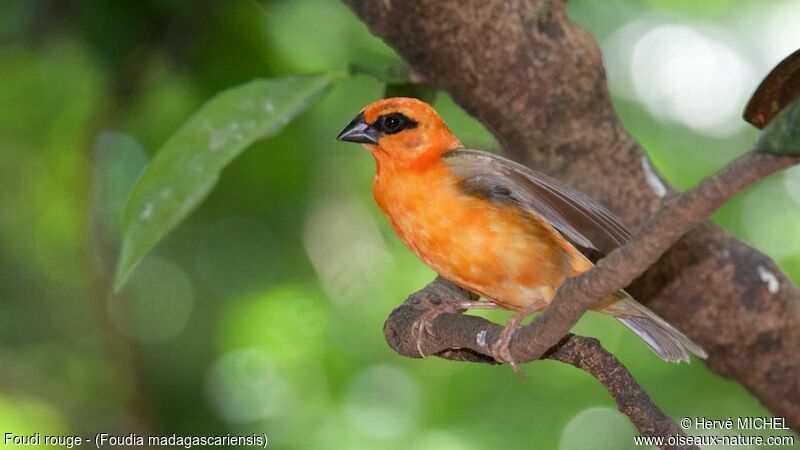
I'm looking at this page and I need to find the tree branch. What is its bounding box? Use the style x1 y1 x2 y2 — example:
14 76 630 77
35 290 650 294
343 0 800 426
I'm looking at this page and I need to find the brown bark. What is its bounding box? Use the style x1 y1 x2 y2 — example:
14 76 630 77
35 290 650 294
343 0 800 427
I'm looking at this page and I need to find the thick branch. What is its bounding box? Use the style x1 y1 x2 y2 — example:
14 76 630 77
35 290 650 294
385 278 697 450
343 0 800 425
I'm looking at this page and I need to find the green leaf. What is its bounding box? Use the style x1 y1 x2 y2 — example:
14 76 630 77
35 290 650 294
113 74 335 291
757 98 800 156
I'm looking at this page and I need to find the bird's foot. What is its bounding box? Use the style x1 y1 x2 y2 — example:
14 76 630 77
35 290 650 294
491 303 540 375
412 300 498 357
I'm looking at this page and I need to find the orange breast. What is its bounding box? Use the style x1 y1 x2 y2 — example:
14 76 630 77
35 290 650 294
373 162 580 311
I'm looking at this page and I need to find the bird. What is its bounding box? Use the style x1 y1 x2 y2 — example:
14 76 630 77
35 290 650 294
336 97 707 367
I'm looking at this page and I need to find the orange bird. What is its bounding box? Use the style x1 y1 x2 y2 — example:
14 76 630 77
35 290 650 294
337 97 706 365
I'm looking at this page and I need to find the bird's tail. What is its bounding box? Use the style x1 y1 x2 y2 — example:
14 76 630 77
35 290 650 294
605 292 707 363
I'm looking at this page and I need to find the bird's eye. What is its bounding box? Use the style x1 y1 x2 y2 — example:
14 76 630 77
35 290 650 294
381 113 404 133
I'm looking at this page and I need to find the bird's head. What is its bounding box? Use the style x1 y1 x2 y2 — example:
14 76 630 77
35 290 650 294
337 97 461 168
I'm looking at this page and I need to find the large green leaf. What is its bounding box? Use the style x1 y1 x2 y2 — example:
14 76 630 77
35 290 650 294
113 74 334 291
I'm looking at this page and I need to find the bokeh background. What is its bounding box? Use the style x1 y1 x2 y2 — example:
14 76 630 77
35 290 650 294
1 0 799 449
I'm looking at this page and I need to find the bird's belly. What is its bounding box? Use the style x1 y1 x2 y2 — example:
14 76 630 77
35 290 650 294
384 190 571 311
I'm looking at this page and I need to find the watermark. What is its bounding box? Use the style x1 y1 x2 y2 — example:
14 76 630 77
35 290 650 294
3 432 268 448
633 417 795 447
682 416 790 431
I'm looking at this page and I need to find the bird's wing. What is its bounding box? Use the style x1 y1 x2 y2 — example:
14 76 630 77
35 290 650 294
442 149 631 262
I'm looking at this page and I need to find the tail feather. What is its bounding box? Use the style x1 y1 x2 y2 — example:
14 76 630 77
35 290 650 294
611 294 708 363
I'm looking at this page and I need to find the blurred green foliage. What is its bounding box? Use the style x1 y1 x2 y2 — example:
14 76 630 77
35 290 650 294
0 1 798 449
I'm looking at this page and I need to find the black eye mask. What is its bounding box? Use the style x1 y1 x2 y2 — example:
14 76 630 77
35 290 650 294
373 112 418 135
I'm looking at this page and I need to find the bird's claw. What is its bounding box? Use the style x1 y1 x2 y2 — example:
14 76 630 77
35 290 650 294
411 303 459 357
491 323 525 376
412 318 433 357
410 300 498 358
491 304 540 376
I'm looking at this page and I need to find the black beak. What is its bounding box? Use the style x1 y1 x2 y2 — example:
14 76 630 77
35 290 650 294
336 112 379 145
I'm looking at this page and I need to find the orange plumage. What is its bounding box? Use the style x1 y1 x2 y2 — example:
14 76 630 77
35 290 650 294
337 97 706 363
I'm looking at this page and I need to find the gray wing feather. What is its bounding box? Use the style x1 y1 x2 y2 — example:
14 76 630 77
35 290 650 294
443 149 631 261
